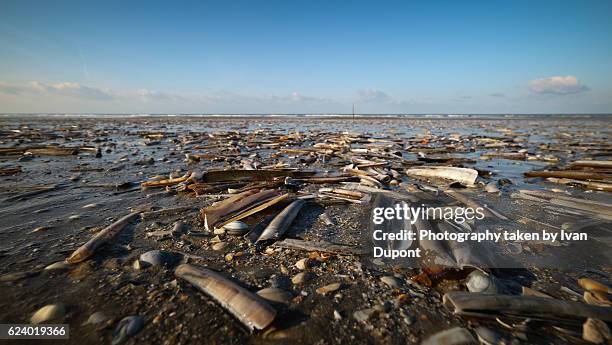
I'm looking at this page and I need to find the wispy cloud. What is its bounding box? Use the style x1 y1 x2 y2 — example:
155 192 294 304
357 88 392 103
529 75 589 95
0 81 115 100
0 81 333 108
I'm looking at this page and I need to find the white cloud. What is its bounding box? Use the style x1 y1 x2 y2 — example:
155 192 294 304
529 75 589 95
0 81 340 113
358 88 392 103
0 81 115 100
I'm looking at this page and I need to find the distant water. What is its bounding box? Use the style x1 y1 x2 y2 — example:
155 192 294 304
1 113 611 119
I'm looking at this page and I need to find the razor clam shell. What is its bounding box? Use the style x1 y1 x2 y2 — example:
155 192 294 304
175 264 276 331
405 166 478 185
66 211 141 264
256 199 305 242
443 292 612 322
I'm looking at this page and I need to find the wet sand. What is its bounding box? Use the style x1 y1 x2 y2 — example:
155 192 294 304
0 116 610 344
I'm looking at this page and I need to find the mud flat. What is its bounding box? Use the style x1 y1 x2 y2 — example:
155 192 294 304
0 115 610 344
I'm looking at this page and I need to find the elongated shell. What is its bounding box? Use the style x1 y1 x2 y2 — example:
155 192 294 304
175 264 276 331
256 199 305 242
443 292 612 322
578 278 612 294
406 166 478 185
66 212 141 264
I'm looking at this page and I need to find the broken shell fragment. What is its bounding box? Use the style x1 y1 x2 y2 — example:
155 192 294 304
316 282 342 295
583 318 611 344
295 258 310 270
291 272 313 285
380 276 401 289
256 287 293 303
579 278 612 294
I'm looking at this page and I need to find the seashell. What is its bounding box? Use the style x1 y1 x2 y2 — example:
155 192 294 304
353 308 376 322
30 303 66 324
139 250 181 267
466 270 497 293
406 166 478 186
132 259 143 270
112 315 144 345
83 311 109 325
584 291 612 307
295 258 310 270
444 292 612 322
380 276 401 289
316 282 342 295
175 264 276 331
422 327 476 345
66 212 141 264
256 287 293 303
291 272 313 285
44 261 71 271
583 318 610 344
579 278 612 294
223 221 249 236
256 199 305 242
212 242 228 251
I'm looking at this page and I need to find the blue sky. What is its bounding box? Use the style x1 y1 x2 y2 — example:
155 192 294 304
1 0 611 113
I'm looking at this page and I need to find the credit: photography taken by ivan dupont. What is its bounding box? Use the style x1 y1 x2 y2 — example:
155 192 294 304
0 1 611 345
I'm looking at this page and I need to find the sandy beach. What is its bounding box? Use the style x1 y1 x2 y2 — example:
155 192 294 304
0 115 610 344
